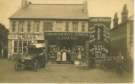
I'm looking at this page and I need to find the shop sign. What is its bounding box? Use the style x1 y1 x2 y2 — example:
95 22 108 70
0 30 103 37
44 32 90 40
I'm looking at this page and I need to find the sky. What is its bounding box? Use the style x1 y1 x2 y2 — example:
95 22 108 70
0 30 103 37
0 0 133 29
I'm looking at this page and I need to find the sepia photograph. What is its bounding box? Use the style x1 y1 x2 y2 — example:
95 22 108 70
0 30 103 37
0 0 134 83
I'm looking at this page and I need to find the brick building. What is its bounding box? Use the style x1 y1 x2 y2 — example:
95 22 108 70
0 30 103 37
8 0 89 57
8 0 111 65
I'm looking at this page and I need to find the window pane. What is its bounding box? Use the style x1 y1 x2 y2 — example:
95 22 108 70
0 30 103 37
43 21 53 31
72 21 78 32
35 21 40 32
19 21 24 32
65 22 69 31
14 40 17 53
82 22 85 32
27 21 31 32
12 21 16 32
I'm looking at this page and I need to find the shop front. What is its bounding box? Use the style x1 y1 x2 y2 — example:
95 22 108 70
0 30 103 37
44 32 90 64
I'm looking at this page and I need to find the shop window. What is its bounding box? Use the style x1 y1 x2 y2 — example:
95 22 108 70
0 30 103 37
14 40 18 53
23 41 28 53
14 40 22 53
14 40 32 54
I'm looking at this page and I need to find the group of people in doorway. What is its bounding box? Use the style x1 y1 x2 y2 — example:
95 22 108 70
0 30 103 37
48 47 85 64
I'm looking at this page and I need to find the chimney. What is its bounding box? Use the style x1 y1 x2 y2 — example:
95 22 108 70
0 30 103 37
21 0 31 8
113 12 119 28
121 4 128 23
82 0 88 15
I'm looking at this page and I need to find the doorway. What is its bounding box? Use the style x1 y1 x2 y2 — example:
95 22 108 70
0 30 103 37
46 39 84 64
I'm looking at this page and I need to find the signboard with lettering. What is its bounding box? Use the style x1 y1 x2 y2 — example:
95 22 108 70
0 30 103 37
44 32 90 40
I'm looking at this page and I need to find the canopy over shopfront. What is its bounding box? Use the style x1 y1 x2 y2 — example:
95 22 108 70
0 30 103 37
44 32 90 48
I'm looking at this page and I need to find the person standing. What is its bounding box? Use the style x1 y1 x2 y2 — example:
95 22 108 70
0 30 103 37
70 48 75 64
50 47 56 63
56 49 61 62
76 48 82 65
67 48 71 63
115 52 124 75
62 48 67 62
77 48 82 60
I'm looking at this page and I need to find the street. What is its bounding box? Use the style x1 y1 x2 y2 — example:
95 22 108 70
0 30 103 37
0 59 133 83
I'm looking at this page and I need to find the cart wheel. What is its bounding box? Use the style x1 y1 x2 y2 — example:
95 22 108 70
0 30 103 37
15 63 23 71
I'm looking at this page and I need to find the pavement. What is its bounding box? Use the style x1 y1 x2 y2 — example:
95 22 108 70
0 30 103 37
0 59 133 83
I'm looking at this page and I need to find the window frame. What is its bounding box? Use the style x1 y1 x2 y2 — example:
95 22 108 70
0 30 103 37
82 22 86 32
19 20 24 33
35 21 40 32
65 22 69 32
12 21 16 32
43 21 53 31
27 21 31 32
72 21 78 32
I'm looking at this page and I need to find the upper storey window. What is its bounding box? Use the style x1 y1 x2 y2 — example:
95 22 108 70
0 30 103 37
35 21 40 32
43 21 53 31
12 21 16 32
27 21 31 32
19 21 24 33
55 21 63 31
72 21 78 32
65 22 69 32
82 22 86 32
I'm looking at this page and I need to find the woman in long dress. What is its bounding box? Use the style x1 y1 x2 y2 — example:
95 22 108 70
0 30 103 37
77 48 82 60
56 51 61 61
62 50 67 62
75 48 82 65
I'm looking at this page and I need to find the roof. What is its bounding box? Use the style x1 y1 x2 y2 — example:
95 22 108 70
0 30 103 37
10 4 89 19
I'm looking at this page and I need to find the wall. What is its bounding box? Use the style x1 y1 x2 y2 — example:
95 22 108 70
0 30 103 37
8 19 89 55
